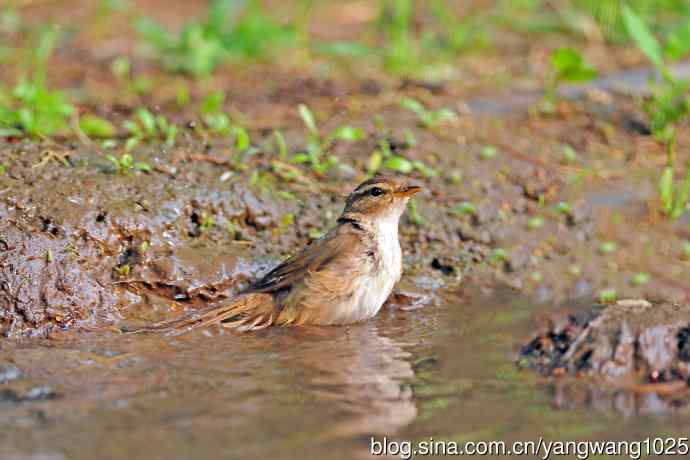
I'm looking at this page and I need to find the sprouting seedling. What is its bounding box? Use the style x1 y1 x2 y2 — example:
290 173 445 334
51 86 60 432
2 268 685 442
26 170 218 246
123 108 177 151
0 25 75 137
542 47 597 111
198 91 253 152
622 4 690 219
407 198 426 226
79 114 117 139
199 213 215 232
291 104 364 174
400 98 456 128
106 153 151 174
368 135 437 177
200 91 230 135
135 0 295 77
450 201 476 216
273 129 288 160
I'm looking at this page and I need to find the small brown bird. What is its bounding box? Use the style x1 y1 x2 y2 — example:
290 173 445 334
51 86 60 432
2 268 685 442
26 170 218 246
128 175 420 334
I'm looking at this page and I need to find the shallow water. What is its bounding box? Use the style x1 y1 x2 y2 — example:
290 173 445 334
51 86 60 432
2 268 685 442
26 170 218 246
1 284 689 460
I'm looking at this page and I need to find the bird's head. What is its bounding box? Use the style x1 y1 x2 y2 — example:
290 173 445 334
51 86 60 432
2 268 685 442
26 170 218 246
341 175 421 224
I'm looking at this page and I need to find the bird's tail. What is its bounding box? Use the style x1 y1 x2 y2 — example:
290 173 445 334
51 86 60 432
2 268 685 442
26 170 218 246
122 293 278 335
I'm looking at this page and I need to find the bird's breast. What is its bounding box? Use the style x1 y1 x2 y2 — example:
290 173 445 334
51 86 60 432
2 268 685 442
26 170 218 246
333 220 402 323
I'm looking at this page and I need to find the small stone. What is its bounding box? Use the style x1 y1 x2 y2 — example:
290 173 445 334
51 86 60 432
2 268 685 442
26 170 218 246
615 299 652 308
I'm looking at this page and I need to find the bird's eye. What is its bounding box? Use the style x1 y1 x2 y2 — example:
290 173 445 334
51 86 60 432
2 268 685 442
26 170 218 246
369 187 384 197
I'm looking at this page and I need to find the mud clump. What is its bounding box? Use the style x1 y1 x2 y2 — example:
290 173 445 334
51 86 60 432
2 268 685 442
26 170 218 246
0 146 296 337
520 299 690 389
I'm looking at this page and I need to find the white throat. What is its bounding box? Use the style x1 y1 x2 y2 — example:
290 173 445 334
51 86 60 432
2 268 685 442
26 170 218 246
340 200 405 323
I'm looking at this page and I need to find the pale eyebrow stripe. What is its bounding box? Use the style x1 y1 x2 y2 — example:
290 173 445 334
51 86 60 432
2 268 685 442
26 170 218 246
357 184 388 194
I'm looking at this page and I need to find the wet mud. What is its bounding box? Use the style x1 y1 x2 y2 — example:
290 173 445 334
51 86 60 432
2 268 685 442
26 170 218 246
521 299 690 384
0 144 303 336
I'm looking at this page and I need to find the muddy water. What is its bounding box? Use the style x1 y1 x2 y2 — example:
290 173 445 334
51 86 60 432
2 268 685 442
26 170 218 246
2 285 689 460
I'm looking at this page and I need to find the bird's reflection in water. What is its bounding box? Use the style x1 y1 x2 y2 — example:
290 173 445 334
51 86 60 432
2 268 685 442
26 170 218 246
287 323 418 439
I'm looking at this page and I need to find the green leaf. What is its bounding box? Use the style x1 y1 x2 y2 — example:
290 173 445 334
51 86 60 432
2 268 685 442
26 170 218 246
124 137 140 152
79 114 116 138
621 4 664 69
290 153 310 164
631 272 650 286
450 201 476 215
551 48 597 83
273 129 288 160
0 164 6 175
659 166 674 214
480 145 497 160
367 150 383 175
201 91 225 114
599 288 617 303
400 97 426 116
412 160 437 178
329 125 364 142
298 104 318 135
551 48 582 73
489 248 508 264
671 169 690 219
232 126 250 151
599 241 618 254
527 216 545 230
665 21 690 61
562 145 577 164
135 162 152 172
382 155 413 173
136 108 156 135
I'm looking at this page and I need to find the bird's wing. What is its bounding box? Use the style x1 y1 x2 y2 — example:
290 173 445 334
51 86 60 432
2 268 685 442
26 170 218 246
241 221 371 296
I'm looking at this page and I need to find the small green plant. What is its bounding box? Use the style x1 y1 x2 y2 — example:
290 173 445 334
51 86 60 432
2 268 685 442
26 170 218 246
136 0 295 76
489 248 509 265
79 114 117 139
428 0 490 55
631 272 651 286
450 201 477 216
407 198 426 226
561 145 578 164
599 288 617 303
622 4 690 218
379 0 418 74
480 145 497 160
527 216 545 230
123 108 177 151
598 241 618 254
400 98 457 128
0 26 74 137
198 91 252 152
199 213 215 232
367 137 436 177
106 153 151 174
542 47 597 111
290 104 364 174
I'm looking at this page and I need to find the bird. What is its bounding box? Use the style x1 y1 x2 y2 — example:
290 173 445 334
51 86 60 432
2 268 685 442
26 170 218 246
125 175 421 334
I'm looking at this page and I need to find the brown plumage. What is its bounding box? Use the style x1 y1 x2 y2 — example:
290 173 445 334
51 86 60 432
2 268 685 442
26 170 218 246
124 175 420 334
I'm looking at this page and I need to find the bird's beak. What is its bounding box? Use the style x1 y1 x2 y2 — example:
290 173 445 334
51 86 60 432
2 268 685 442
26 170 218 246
394 185 422 197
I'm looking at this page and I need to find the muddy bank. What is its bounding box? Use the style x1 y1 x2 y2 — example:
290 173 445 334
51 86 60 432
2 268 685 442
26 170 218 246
0 144 304 336
4 89 690 336
519 299 690 397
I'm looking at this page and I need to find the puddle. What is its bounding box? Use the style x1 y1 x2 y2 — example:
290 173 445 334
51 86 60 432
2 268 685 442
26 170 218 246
468 60 690 115
2 284 689 460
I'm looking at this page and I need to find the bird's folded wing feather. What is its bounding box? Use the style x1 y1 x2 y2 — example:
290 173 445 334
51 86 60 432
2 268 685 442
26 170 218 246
241 222 370 297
